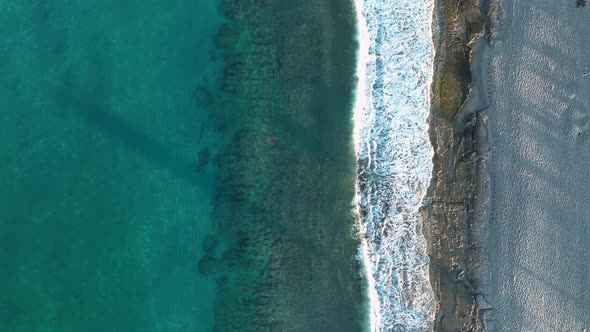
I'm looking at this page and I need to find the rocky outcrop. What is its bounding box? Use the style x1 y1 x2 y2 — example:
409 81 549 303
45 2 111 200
423 0 491 331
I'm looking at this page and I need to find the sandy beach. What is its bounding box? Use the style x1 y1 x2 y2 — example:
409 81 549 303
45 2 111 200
426 0 590 330
484 0 590 330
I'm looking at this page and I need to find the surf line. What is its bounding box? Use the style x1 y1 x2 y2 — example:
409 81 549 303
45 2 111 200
352 0 437 330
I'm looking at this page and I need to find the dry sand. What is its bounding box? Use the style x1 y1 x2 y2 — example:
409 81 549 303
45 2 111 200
484 0 590 330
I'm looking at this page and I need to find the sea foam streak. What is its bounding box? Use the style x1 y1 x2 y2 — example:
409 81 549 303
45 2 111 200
353 0 436 330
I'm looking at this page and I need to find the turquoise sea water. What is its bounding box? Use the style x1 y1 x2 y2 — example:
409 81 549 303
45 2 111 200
0 1 365 331
0 1 221 330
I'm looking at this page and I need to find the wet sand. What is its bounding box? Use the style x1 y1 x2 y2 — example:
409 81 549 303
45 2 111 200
485 0 590 330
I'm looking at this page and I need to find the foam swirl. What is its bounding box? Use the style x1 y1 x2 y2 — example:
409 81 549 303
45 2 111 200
353 0 436 330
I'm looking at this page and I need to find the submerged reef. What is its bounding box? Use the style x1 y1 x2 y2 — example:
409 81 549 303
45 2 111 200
199 1 366 331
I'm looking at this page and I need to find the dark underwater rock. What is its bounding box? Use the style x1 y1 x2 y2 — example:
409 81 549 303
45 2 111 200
202 234 218 254
193 87 214 108
194 147 210 172
197 255 225 277
214 23 241 50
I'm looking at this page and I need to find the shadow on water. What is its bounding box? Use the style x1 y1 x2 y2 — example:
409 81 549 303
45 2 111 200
75 100 200 185
54 43 202 187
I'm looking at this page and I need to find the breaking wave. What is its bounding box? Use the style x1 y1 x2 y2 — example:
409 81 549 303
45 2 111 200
353 0 436 331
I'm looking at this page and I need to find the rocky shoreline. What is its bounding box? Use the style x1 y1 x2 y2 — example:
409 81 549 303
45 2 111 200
422 0 494 330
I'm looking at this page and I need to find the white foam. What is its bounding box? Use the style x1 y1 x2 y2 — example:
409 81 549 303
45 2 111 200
352 0 436 330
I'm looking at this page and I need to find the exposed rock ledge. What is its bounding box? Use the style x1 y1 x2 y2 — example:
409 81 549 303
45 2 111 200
423 0 495 330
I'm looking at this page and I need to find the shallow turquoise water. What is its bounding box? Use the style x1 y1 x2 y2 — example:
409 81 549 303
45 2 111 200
0 1 367 331
0 1 221 330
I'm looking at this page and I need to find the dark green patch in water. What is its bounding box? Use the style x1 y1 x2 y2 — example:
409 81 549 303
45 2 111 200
203 1 366 331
